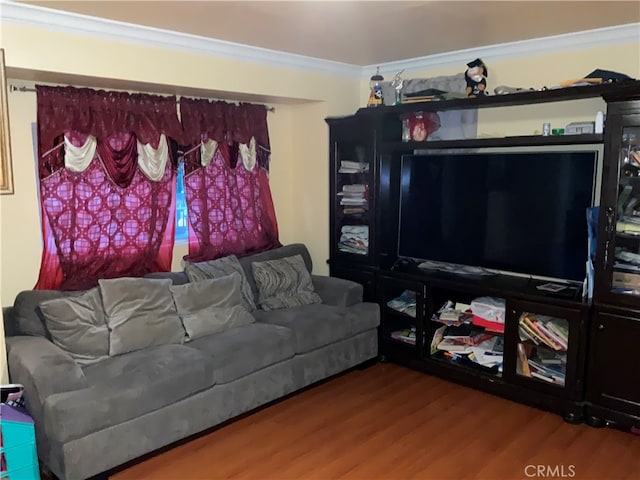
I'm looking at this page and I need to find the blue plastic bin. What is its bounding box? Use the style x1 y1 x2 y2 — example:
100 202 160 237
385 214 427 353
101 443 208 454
0 405 39 480
0 463 40 479
0 442 37 471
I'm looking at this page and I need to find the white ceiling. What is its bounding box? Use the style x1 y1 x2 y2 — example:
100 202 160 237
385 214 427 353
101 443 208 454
18 1 640 66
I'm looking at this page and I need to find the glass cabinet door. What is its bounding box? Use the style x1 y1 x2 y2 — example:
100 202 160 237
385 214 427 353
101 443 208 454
335 141 371 257
607 125 640 298
507 300 584 399
515 312 569 387
377 276 426 360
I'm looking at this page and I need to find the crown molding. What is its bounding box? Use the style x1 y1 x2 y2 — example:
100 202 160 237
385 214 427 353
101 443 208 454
1 1 637 80
0 0 360 77
370 23 640 77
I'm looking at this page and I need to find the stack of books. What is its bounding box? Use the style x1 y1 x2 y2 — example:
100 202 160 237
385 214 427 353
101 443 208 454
518 314 568 352
435 324 495 353
433 300 473 326
517 344 566 385
387 290 417 318
338 160 369 174
431 324 504 371
338 225 369 255
390 326 416 345
338 184 368 215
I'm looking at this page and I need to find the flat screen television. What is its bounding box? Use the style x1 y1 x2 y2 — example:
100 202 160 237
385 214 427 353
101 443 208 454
398 149 598 282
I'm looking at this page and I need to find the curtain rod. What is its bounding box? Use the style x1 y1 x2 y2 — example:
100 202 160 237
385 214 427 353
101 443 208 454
9 85 276 112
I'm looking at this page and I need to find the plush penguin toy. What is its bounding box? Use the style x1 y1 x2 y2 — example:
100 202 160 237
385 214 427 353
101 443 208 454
465 58 488 98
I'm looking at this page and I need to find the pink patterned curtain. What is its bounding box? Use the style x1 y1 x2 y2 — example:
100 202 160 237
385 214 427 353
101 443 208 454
35 86 179 290
179 99 280 262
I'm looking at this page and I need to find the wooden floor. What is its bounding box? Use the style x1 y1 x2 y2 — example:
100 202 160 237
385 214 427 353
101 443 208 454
112 363 640 480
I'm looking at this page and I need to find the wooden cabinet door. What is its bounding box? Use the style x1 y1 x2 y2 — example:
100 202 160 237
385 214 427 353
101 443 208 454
587 309 640 417
327 115 378 267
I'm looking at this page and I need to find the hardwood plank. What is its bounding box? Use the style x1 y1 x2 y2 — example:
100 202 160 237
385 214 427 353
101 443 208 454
112 364 640 480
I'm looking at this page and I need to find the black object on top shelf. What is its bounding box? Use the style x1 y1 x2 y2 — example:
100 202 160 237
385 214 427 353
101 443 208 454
353 81 640 116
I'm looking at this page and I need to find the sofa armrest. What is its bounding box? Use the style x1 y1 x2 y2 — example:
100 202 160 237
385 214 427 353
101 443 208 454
6 336 88 426
312 275 363 307
2 306 15 337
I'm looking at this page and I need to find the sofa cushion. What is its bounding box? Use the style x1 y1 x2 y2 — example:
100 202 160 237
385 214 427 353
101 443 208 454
170 274 255 341
185 255 257 312
251 254 322 311
346 302 381 335
37 287 109 366
254 304 354 353
6 336 88 429
99 277 185 356
11 290 81 338
238 243 312 300
187 323 294 384
45 344 215 444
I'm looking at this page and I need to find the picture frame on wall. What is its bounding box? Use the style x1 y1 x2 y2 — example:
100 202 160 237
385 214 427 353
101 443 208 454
1 48 14 195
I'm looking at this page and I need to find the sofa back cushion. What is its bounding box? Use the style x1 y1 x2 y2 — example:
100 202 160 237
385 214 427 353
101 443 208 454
99 277 185 355
238 244 313 301
170 273 255 341
185 255 256 312
251 254 322 311
11 290 81 338
144 271 189 285
37 287 109 366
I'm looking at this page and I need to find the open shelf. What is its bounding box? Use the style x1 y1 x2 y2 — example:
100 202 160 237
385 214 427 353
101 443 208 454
354 81 640 116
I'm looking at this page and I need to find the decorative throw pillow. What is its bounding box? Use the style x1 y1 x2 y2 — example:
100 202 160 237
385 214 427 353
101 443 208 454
251 254 322 311
38 287 109 366
170 273 255 341
98 277 185 356
184 255 257 312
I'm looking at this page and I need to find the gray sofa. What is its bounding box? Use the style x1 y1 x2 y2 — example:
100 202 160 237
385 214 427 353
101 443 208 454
3 244 379 480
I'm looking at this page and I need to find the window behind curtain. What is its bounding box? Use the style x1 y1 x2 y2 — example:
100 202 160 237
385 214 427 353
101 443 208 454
175 159 188 242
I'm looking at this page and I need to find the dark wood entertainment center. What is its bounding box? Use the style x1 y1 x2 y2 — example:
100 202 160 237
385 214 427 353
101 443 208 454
326 80 640 431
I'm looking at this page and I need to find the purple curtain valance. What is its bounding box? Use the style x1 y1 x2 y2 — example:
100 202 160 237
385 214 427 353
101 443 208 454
36 85 183 154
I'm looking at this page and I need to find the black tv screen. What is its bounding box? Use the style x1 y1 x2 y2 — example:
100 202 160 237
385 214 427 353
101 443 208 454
398 150 597 282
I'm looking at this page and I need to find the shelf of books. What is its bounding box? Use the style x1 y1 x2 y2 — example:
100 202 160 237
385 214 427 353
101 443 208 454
516 313 569 387
335 142 371 257
386 289 419 346
428 295 505 377
379 279 426 357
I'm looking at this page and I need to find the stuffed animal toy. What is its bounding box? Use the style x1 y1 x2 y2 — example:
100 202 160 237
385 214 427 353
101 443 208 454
465 58 488 98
